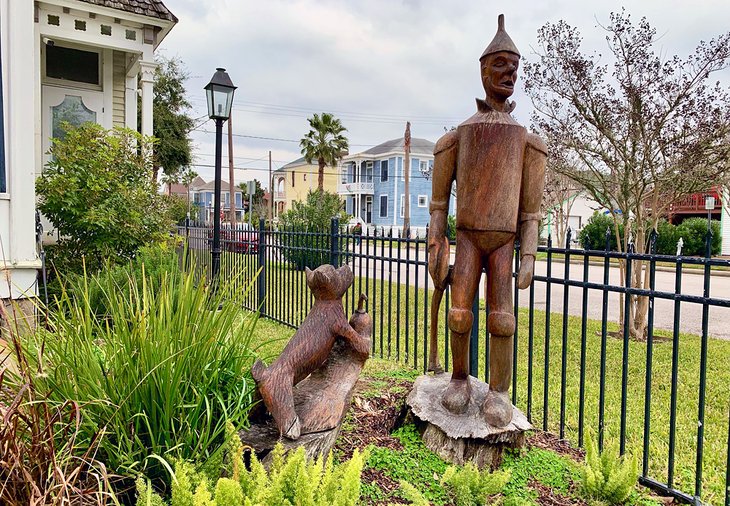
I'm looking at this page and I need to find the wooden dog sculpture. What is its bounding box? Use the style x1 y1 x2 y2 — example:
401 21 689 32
251 264 370 440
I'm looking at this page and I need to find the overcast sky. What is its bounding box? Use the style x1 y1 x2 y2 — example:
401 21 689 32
158 0 730 189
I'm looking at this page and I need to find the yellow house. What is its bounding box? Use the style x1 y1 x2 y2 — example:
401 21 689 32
273 156 340 219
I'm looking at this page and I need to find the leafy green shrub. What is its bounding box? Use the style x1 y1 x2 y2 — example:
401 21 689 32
653 219 679 256
578 212 623 250
581 435 637 504
138 422 366 506
676 218 721 256
37 123 170 275
64 241 180 318
278 189 349 270
20 262 259 488
447 214 456 241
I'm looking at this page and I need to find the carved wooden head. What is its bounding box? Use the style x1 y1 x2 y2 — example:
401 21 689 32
480 51 519 103
305 264 354 300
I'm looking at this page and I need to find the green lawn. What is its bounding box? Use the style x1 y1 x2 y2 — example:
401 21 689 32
239 261 730 504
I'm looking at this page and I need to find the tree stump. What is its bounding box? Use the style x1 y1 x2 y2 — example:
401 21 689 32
406 373 531 469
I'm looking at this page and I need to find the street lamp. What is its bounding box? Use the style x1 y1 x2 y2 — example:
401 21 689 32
205 68 236 288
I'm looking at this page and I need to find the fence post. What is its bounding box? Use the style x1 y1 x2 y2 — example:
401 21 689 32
330 217 340 266
257 217 267 316
469 290 480 377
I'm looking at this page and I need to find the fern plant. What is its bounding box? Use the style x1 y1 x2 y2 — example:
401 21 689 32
137 421 366 506
440 463 511 506
581 435 637 504
394 463 511 506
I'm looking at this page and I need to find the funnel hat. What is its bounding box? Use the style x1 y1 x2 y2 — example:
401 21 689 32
480 14 520 60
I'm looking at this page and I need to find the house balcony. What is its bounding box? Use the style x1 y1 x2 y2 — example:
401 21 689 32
274 191 286 201
338 181 374 195
667 189 722 222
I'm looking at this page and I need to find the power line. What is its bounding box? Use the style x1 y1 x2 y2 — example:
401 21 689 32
189 96 464 122
190 162 436 181
192 128 438 149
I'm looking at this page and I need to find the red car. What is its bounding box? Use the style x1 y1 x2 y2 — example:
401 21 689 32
208 224 259 254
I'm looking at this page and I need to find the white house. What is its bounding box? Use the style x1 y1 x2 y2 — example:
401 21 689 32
0 0 176 321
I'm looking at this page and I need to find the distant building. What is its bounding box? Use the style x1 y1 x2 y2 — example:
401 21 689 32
190 177 244 223
272 157 339 219
338 137 450 237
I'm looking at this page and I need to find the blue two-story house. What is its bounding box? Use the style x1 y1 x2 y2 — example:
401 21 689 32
339 137 455 237
190 177 244 223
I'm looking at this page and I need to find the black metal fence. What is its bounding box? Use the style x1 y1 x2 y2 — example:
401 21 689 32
178 218 730 505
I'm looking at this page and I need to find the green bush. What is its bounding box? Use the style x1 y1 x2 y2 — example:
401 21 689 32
137 422 367 506
37 123 170 275
676 218 721 256
581 435 637 504
578 212 623 250
447 214 456 241
19 261 259 488
278 189 350 270
64 241 180 318
653 219 679 255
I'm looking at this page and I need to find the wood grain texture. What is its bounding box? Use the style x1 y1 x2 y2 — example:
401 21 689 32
406 373 530 469
251 264 371 440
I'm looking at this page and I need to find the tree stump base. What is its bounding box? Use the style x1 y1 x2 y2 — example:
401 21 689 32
406 373 532 470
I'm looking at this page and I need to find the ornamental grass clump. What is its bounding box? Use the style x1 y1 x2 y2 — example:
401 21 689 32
19 261 259 489
0 302 119 505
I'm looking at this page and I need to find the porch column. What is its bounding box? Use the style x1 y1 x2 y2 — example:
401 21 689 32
721 187 730 256
125 72 138 130
139 60 156 137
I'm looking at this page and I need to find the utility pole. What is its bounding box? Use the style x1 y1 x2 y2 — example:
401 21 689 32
403 121 411 239
227 113 236 224
269 150 273 222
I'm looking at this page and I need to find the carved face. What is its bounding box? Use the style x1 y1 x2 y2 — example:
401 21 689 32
480 51 519 102
305 264 353 300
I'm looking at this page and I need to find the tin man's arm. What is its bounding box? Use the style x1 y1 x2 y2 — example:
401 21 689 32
428 130 458 289
517 133 547 289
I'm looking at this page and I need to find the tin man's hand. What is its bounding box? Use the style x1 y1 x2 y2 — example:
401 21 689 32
428 213 450 290
517 255 534 289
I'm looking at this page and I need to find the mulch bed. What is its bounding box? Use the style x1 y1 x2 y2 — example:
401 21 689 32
333 378 411 460
528 430 585 462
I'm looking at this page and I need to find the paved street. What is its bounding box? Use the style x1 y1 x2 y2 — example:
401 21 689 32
345 245 730 340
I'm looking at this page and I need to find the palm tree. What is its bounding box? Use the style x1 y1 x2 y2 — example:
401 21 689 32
299 113 349 191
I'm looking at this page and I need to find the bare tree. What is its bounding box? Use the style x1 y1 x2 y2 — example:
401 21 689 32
524 11 730 338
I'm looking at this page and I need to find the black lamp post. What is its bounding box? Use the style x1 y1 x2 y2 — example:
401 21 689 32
205 68 236 289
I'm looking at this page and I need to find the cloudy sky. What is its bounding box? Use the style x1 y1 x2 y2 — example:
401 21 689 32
157 0 730 188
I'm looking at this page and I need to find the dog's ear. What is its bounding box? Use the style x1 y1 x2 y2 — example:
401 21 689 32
305 267 313 285
335 265 354 296
310 268 329 288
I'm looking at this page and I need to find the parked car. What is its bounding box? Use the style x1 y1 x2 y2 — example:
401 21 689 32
208 223 259 254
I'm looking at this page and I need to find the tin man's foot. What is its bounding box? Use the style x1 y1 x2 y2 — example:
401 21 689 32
483 389 512 428
441 377 471 414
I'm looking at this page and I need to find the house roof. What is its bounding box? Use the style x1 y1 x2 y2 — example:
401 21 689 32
359 137 435 157
278 156 307 171
195 179 240 191
76 0 177 23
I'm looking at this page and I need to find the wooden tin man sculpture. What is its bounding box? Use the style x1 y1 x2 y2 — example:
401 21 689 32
428 14 546 427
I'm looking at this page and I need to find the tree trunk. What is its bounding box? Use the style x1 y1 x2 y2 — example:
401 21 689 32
318 158 325 191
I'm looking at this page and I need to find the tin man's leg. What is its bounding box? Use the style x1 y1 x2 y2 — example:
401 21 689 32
442 231 482 414
483 239 516 427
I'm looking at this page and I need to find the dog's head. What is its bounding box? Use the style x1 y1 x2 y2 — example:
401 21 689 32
305 264 353 300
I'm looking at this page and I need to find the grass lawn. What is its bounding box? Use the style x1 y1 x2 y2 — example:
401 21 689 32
242 264 730 503
247 318 665 505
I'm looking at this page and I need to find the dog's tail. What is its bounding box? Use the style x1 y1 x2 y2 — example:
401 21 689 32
251 359 267 383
